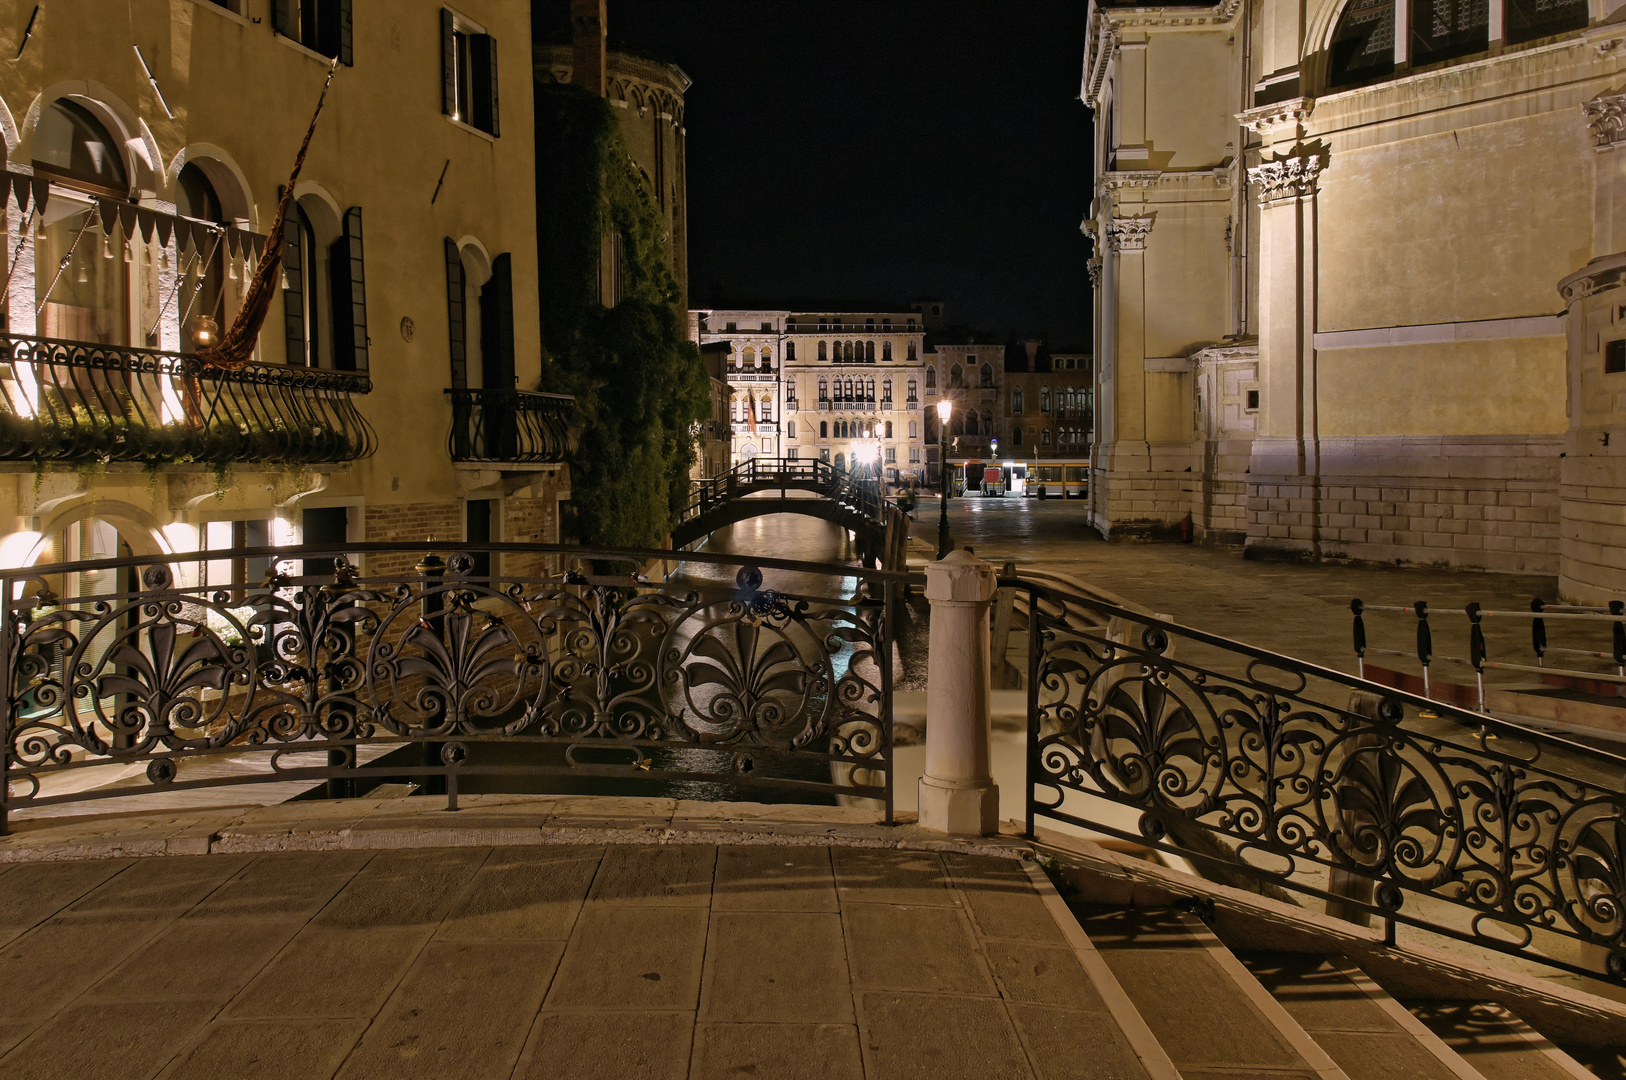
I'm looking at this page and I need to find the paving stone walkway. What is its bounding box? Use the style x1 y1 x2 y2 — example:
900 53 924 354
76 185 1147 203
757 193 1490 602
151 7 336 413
0 828 1156 1080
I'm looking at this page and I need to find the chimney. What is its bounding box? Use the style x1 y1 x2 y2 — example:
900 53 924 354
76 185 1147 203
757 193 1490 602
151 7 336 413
572 0 607 97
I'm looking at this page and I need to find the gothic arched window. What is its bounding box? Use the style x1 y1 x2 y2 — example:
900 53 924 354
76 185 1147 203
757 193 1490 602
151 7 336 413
883 341 893 361
1012 388 1024 413
925 366 936 389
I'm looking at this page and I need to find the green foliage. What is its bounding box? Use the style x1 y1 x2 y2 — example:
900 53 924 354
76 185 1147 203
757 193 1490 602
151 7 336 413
535 84 710 550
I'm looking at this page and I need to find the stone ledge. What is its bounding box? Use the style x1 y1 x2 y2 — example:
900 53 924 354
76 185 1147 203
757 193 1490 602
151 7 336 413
0 794 1034 864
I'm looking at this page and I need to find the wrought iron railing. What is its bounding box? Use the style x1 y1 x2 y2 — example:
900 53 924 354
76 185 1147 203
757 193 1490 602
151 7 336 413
1024 579 1626 982
0 334 374 465
445 388 573 464
0 543 898 828
679 457 894 532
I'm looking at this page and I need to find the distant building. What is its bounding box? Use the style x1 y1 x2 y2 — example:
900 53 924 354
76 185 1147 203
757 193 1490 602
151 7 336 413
1005 353 1094 460
923 321 1007 468
694 308 931 483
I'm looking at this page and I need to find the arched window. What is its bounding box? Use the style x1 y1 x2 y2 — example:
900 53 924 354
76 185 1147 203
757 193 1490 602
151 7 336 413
1013 426 1024 446
950 364 964 388
818 377 828 400
760 396 772 422
741 347 754 369
925 366 936 388
964 412 978 436
882 378 892 401
835 453 846 472
176 163 231 354
1012 387 1024 413
787 420 796 438
845 376 855 398
786 377 797 405
982 409 993 433
1042 428 1052 446
1041 386 1051 412
907 378 918 401
907 340 917 361
884 421 893 438
908 420 917 438
34 99 129 192
844 341 855 361
1324 0 1582 88
866 340 875 361
818 340 827 361
883 341 893 361
820 421 828 438
866 378 875 401
786 341 796 361
34 100 131 343
980 363 993 388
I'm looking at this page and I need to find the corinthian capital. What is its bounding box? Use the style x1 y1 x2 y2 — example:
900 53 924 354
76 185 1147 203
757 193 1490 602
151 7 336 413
1247 142 1329 205
1585 92 1626 150
1105 213 1156 253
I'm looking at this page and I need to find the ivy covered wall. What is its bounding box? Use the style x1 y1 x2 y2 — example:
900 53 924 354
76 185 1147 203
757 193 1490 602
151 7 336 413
534 83 709 550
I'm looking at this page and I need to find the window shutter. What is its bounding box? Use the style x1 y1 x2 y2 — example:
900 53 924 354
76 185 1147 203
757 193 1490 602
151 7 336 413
329 206 368 372
445 238 466 388
282 207 305 366
337 0 353 66
272 0 294 37
472 34 499 136
441 9 457 117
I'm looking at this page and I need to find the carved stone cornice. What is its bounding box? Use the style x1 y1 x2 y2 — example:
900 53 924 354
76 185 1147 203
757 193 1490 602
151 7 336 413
1237 97 1314 137
1584 92 1626 151
1105 213 1157 253
1247 143 1329 205
1098 170 1163 194
1559 255 1626 304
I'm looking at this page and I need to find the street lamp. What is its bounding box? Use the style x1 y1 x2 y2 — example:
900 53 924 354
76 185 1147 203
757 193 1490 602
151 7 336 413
935 398 953 558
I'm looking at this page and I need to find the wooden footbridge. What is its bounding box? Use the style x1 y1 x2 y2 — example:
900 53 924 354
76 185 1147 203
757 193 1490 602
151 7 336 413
671 457 911 570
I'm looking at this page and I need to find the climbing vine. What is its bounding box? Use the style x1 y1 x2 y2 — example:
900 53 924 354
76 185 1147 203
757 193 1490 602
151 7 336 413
534 83 710 551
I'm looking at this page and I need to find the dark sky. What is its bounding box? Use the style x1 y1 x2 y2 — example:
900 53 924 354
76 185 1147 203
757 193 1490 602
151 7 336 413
547 1 1095 349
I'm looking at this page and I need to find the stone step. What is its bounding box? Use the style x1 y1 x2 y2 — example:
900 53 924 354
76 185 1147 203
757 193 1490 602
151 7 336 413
1070 904 1350 1079
1401 1001 1596 1080
1236 950 1488 1080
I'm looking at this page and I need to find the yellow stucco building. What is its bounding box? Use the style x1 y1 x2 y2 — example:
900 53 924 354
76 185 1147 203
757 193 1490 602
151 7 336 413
1086 0 1626 599
0 0 568 590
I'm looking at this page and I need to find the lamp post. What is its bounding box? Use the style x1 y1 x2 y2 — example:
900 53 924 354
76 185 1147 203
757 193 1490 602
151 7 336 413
936 398 953 559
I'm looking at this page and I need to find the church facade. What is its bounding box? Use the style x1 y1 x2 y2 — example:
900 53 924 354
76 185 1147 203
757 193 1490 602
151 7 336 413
1085 0 1626 599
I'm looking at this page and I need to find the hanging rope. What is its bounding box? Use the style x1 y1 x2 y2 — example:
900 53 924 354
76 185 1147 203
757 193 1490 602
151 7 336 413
34 206 97 318
197 59 337 370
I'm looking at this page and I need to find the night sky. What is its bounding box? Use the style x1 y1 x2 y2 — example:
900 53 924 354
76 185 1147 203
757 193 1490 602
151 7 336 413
540 1 1095 349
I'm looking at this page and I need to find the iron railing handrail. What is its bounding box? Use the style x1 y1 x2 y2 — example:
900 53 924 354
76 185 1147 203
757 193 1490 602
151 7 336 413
11 540 923 588
0 542 900 829
444 387 573 463
1022 575 1626 983
0 333 375 464
678 458 899 534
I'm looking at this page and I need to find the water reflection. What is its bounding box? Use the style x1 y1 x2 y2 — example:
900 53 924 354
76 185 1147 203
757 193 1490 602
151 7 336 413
675 503 861 597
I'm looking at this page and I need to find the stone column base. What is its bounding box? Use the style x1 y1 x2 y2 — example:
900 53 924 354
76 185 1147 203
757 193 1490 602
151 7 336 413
919 775 998 836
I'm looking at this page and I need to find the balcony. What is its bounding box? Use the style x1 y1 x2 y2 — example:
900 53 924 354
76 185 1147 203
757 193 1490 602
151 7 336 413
0 334 374 466
446 388 573 464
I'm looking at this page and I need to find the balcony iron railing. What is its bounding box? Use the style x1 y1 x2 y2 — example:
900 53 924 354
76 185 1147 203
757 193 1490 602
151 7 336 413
0 334 375 466
446 388 573 464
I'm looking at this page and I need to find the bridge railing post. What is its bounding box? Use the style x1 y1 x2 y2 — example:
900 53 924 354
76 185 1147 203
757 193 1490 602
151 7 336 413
920 549 999 835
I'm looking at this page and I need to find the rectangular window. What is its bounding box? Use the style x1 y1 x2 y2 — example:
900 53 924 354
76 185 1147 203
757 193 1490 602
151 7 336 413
885 448 896 463
1607 340 1626 375
442 8 499 135
787 420 796 439
726 322 737 332
819 448 830 461
788 448 799 460
274 0 354 64
1246 389 1261 410
909 448 920 463
760 321 772 332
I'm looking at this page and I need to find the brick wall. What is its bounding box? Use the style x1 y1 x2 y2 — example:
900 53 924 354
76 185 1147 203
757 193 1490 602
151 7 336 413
501 495 560 579
363 502 462 578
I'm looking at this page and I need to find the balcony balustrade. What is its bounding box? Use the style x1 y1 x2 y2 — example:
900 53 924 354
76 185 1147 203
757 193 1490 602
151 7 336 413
0 333 374 466
446 388 573 464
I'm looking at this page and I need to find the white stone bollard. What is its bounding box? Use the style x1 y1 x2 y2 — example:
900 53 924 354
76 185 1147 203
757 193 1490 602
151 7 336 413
920 549 999 835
